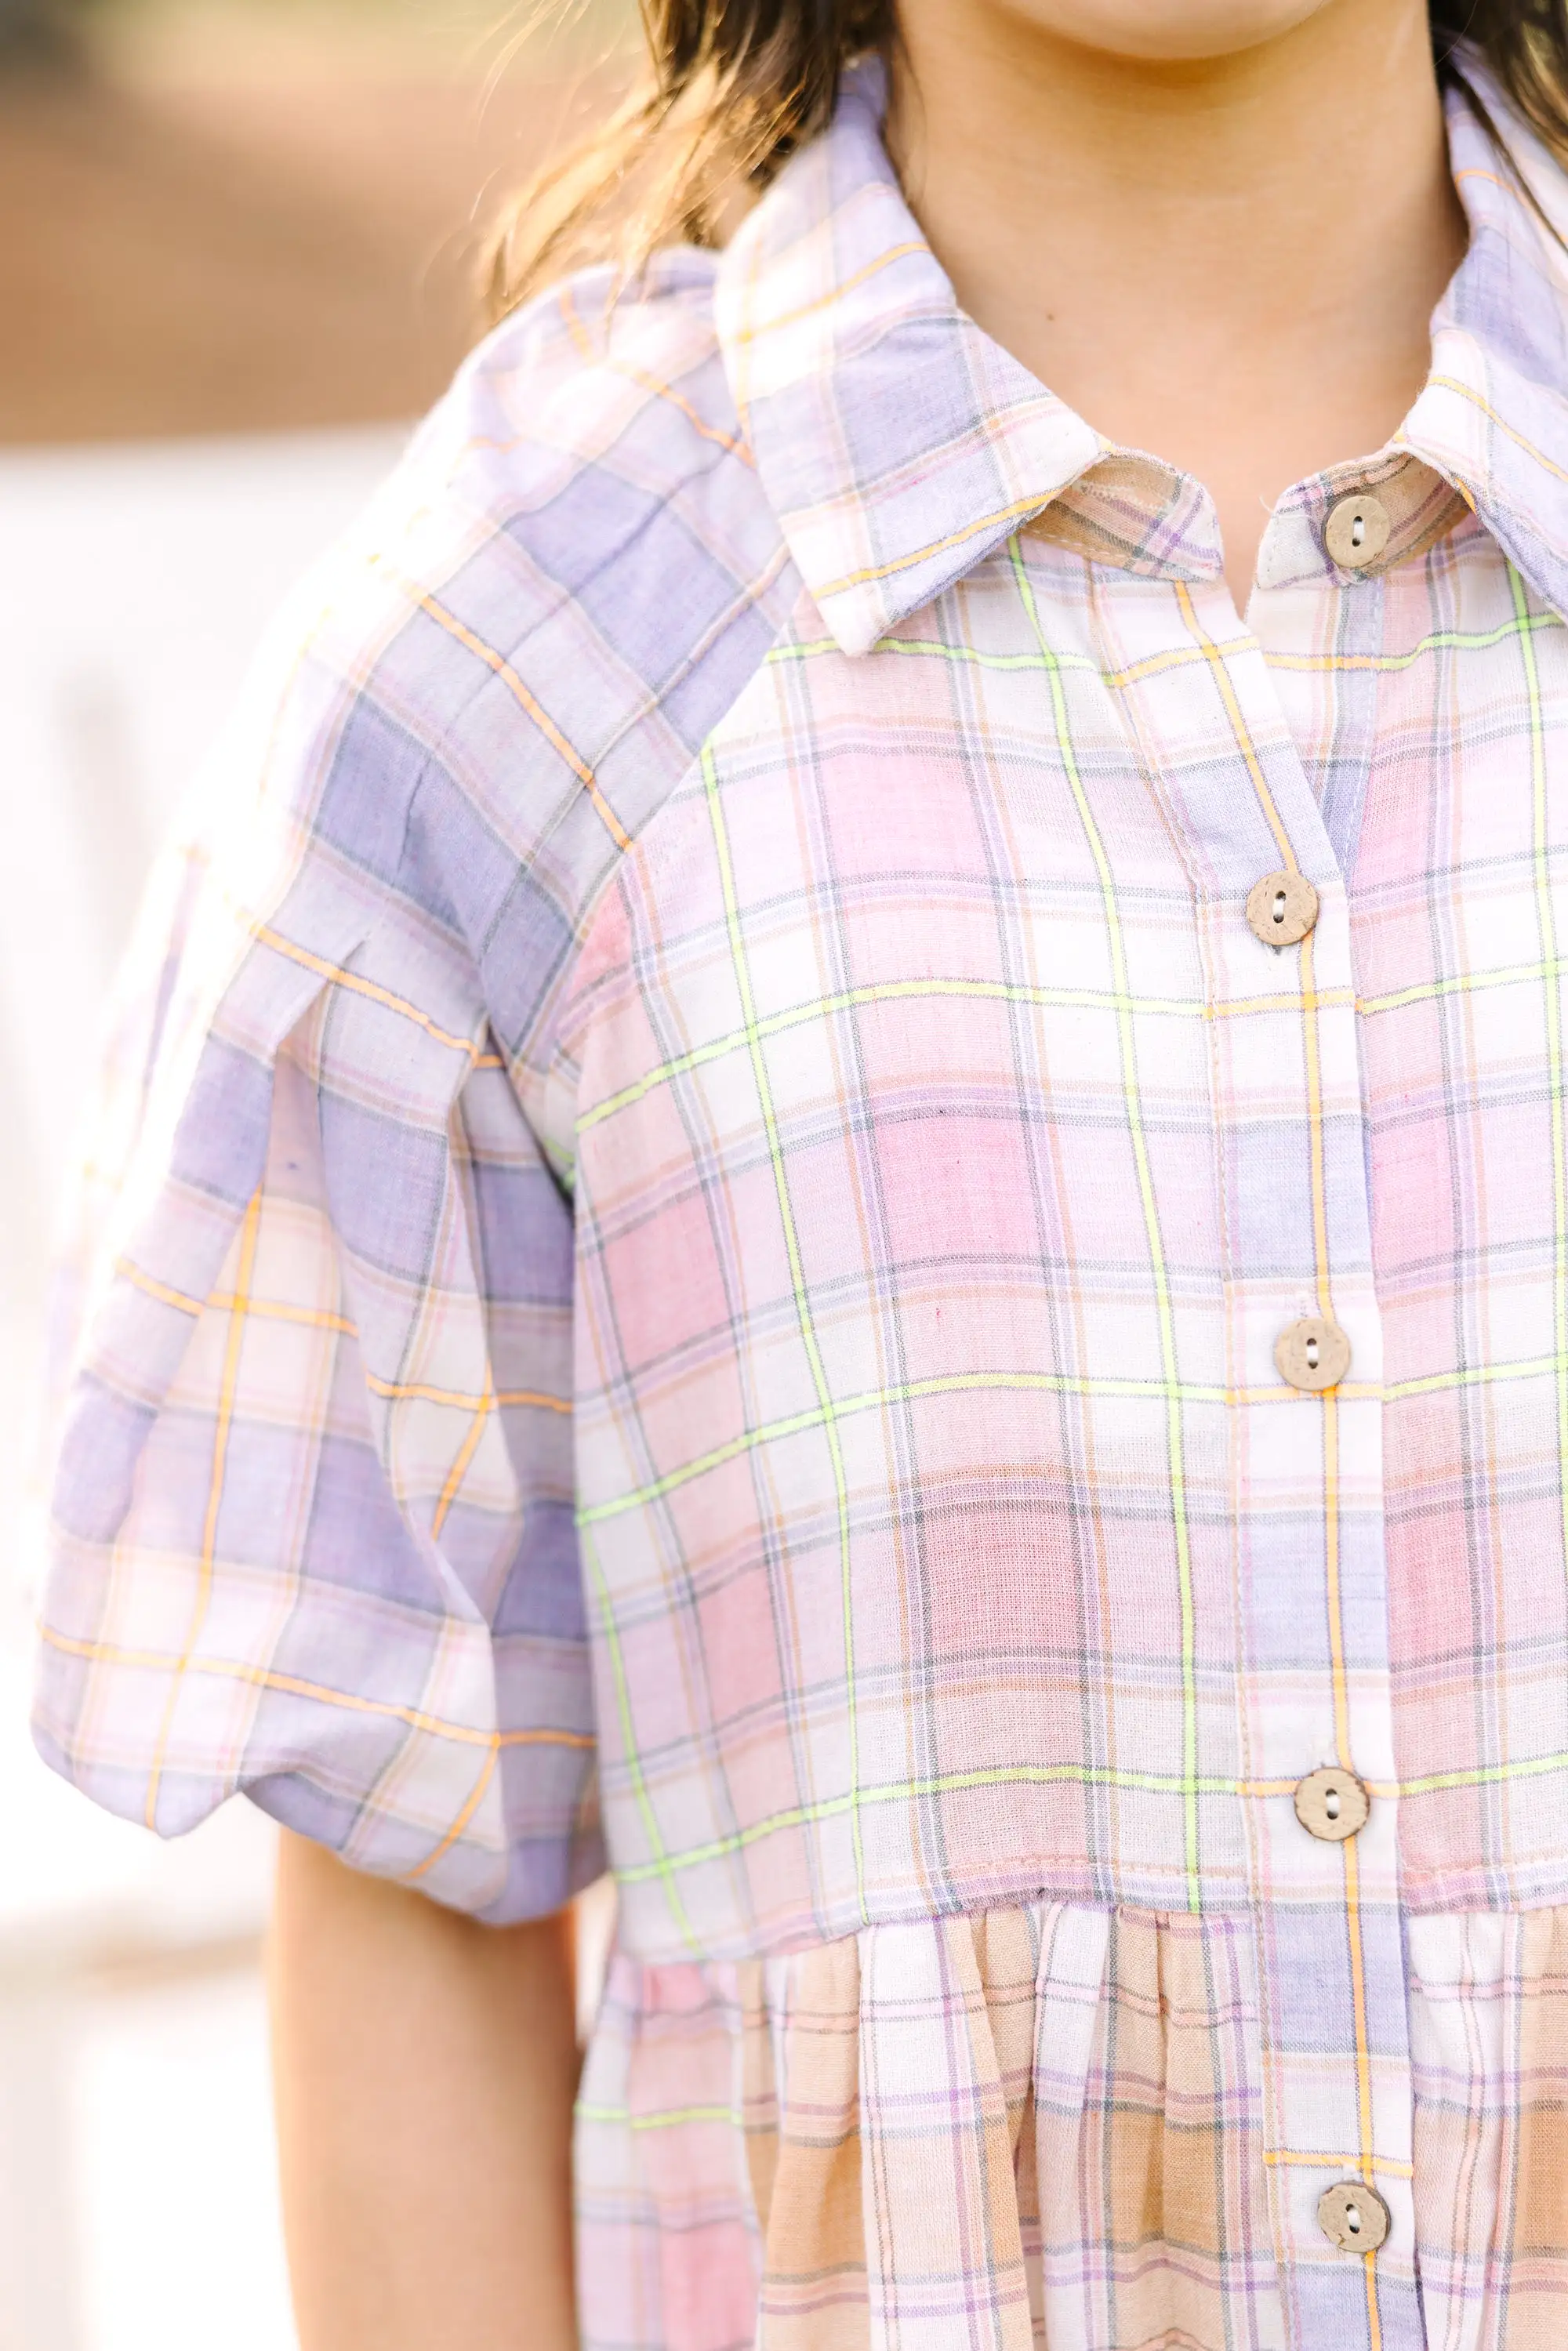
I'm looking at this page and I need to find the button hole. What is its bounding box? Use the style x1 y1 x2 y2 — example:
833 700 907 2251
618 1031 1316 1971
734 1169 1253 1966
1347 2206 1363 2235
1325 1786 1341 1819
1350 513 1367 549
1272 891 1287 927
1305 1335 1320 1372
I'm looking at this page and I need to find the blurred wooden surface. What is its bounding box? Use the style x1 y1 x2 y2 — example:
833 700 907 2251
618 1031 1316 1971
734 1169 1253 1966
0 9 626 440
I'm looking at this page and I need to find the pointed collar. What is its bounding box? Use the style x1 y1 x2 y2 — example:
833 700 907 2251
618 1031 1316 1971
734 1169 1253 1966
717 56 1568 654
713 60 1108 655
1400 73 1568 619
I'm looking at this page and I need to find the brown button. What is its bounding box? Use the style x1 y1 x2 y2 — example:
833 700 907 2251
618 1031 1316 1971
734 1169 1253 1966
1294 1765 1370 1843
1246 870 1319 948
1324 492 1391 570
1317 2179 1390 2253
1275 1316 1352 1392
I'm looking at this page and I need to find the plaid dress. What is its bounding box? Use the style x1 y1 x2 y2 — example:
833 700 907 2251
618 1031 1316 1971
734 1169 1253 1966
34 53 1568 2351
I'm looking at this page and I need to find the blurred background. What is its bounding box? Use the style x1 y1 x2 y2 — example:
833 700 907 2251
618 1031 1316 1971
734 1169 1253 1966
0 2 630 2339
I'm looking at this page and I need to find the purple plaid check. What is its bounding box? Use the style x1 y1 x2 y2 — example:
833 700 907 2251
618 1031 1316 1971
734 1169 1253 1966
35 53 1568 2351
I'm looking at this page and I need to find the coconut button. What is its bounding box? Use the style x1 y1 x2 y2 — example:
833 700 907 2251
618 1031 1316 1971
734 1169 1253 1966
1294 1766 1370 1844
1324 492 1392 569
1275 1316 1352 1393
1317 2180 1391 2254
1246 870 1319 948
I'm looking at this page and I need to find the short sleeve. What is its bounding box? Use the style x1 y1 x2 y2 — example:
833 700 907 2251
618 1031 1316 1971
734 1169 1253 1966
31 520 602 1924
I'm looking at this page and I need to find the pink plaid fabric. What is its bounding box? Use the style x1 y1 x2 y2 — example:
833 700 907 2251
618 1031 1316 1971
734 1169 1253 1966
34 49 1568 2349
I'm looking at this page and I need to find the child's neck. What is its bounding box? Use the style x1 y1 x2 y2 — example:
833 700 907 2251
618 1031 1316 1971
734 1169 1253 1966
887 0 1468 608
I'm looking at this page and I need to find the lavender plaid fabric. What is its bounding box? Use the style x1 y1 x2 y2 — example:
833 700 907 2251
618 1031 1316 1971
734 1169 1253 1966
34 53 1568 2349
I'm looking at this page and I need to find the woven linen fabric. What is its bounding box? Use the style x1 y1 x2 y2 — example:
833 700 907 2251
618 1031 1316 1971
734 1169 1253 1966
33 48 1568 2349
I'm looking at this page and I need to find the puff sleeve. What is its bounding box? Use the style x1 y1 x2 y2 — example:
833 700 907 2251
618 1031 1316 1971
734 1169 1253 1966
31 499 603 1924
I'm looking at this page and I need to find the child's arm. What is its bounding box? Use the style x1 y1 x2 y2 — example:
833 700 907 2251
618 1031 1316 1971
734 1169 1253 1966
270 1833 579 2349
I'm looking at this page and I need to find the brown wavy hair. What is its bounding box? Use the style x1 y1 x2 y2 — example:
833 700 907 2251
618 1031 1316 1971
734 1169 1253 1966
488 1 1568 319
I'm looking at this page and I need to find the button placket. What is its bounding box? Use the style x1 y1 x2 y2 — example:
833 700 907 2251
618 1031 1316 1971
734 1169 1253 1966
1132 575 1416 2343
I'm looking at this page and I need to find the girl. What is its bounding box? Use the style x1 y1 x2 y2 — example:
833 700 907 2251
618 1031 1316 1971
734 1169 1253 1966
34 0 1568 2344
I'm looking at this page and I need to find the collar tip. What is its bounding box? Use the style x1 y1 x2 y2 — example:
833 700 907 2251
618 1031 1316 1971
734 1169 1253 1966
812 592 885 659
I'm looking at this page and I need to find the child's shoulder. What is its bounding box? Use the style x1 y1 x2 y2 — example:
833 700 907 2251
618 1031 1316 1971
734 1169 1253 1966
416 249 755 528
286 251 793 880
360 249 779 644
